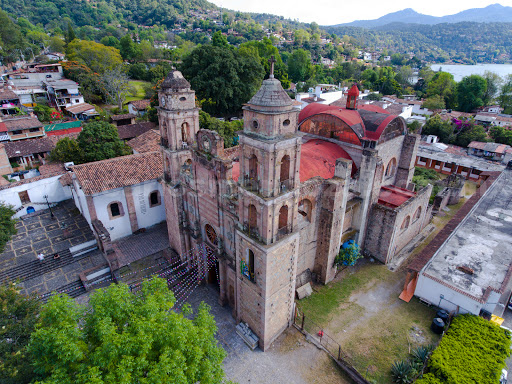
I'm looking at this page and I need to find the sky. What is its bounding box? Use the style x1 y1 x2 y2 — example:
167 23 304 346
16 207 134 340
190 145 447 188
207 0 506 25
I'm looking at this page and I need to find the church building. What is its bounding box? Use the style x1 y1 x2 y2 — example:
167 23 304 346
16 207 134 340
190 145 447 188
157 69 431 350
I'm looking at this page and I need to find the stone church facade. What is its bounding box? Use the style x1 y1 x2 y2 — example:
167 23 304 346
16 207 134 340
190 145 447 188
158 71 431 350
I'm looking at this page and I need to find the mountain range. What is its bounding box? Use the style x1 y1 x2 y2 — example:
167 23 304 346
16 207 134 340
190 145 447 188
333 3 512 28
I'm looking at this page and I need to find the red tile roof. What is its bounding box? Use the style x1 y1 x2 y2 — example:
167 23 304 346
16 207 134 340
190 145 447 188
231 139 357 183
111 113 136 121
117 122 157 140
3 116 43 132
3 137 54 157
299 139 356 181
127 129 161 153
378 185 416 208
129 99 150 110
72 152 163 195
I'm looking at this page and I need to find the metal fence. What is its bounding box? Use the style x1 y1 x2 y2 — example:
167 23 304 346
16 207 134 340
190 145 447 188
293 307 371 384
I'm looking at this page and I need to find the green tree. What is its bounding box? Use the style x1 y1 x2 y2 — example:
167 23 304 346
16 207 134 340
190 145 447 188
77 121 131 163
422 115 453 143
423 95 446 111
0 10 26 64
287 49 312 83
67 40 122 74
0 203 16 254
180 45 264 115
457 75 487 112
490 126 512 146
499 74 512 114
119 34 141 61
99 36 120 50
101 65 131 110
0 283 40 384
212 31 229 47
49 137 83 163
482 71 502 105
426 72 457 109
66 21 76 44
28 278 227 384
455 126 488 147
49 36 65 53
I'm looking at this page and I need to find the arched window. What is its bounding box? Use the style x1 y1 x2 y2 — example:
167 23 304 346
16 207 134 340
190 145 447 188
205 224 218 246
401 215 410 230
385 158 397 177
414 207 422 221
149 191 161 207
108 201 124 220
278 205 288 230
161 121 167 141
280 155 291 182
248 154 258 180
298 199 312 222
181 122 189 143
248 204 257 232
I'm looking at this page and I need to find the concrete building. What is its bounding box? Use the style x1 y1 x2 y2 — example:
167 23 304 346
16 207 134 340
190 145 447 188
408 170 512 316
156 72 430 350
44 79 85 110
415 140 504 182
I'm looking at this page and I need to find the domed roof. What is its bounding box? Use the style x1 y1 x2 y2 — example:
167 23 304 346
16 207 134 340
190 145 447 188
161 70 191 90
247 76 293 108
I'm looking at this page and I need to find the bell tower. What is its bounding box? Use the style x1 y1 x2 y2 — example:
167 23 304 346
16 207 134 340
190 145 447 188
235 61 302 350
158 70 199 255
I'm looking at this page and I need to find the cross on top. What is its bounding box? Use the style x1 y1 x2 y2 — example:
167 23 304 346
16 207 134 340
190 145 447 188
269 55 276 78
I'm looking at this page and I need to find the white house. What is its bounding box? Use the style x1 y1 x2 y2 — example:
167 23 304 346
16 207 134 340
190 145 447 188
412 170 512 316
0 166 72 218
70 152 166 241
44 79 84 109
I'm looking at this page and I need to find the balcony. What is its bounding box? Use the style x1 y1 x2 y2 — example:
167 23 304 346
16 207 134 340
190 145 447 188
239 222 262 243
276 226 290 241
242 176 259 192
279 179 293 194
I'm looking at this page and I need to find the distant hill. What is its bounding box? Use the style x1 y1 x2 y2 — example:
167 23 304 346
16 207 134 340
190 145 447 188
333 3 512 28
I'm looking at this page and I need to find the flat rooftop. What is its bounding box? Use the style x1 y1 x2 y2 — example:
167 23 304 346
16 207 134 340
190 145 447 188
422 169 512 300
418 144 504 172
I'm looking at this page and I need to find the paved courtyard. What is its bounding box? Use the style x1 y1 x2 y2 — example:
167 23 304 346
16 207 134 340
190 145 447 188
0 199 107 299
186 284 350 384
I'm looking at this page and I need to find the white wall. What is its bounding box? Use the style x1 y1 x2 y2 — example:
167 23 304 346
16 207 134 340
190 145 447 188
414 273 499 315
131 181 166 230
0 175 72 218
89 180 166 242
72 178 91 225
92 189 131 241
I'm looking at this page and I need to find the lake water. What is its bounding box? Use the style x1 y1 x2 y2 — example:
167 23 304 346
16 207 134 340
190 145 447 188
429 64 512 82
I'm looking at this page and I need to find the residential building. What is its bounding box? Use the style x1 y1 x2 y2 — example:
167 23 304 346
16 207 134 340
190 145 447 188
65 103 98 120
127 99 150 116
117 122 157 141
111 114 136 127
45 79 85 110
0 88 21 116
2 116 45 141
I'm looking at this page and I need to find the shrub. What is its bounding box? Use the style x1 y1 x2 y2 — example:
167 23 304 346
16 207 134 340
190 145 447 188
418 314 511 384
391 360 413 384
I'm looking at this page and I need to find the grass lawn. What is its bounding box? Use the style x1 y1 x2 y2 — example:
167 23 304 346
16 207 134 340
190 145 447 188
297 263 439 383
124 80 150 103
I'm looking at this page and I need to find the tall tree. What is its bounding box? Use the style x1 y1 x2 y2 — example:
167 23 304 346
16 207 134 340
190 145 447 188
180 45 264 115
67 40 122 74
426 72 457 109
77 121 131 163
499 74 512 115
482 71 502 105
101 65 131 110
49 137 84 164
457 75 487 112
66 21 76 44
0 10 26 64
287 49 312 83
0 283 41 384
28 278 227 384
